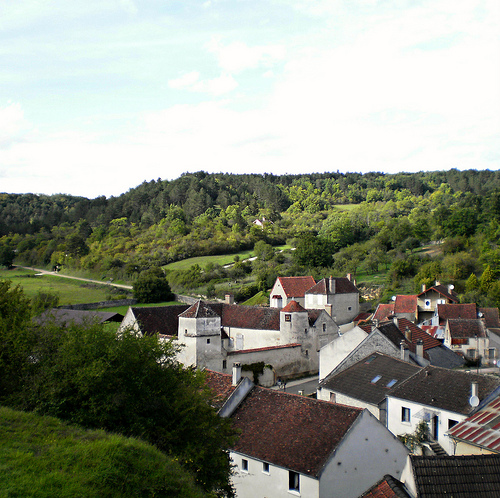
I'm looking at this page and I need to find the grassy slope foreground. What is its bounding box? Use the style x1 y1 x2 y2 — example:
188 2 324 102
0 406 207 498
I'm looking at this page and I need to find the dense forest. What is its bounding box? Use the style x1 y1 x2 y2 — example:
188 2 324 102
2 169 500 308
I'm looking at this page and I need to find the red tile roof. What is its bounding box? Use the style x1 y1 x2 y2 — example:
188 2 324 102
204 370 236 411
231 387 362 477
397 318 442 350
179 300 220 318
361 475 410 498
479 307 500 329
221 303 281 331
373 303 395 322
448 396 500 453
277 276 316 298
227 343 301 355
394 295 417 314
281 300 307 312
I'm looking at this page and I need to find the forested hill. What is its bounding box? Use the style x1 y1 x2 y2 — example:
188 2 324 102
2 168 500 310
2 169 500 235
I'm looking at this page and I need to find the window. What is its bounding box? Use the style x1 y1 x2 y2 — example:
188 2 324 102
207 338 211 344
448 419 458 430
402 407 411 423
285 314 291 322
322 323 326 332
222 360 227 370
262 462 270 474
371 375 382 384
241 459 248 472
386 379 397 388
289 471 300 492
347 306 352 311
330 392 336 403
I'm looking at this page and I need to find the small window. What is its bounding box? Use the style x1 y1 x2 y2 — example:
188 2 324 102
330 392 336 403
262 462 270 474
207 338 211 344
222 360 227 370
322 323 326 332
402 407 411 423
371 375 382 384
386 379 397 388
347 306 352 311
365 355 377 364
285 314 291 322
289 471 300 492
241 459 248 472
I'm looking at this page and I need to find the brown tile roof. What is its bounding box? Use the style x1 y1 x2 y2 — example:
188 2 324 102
227 343 301 355
448 319 487 339
281 300 307 312
277 276 316 298
437 303 478 323
388 366 500 415
221 304 281 331
480 307 500 329
319 352 422 406
394 295 417 314
130 305 189 336
361 475 411 498
179 300 220 318
448 395 500 453
230 387 362 477
409 454 500 497
306 277 359 295
204 370 236 411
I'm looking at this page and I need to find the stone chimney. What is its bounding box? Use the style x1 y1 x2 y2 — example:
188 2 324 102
393 316 399 329
471 381 479 398
416 338 424 358
329 276 335 294
346 273 352 281
225 293 234 305
405 326 412 343
422 283 426 292
400 341 410 362
232 362 242 386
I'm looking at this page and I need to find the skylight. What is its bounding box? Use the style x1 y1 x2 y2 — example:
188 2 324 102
386 379 397 388
371 375 382 384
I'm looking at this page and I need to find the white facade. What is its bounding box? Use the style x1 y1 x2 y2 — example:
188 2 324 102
318 326 367 380
231 410 409 498
386 395 466 455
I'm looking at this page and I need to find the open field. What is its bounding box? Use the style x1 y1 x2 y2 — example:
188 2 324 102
1 268 126 306
164 245 291 271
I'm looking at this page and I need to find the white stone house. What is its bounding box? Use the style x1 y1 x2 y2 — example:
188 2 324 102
386 366 500 455
120 300 339 381
206 369 410 498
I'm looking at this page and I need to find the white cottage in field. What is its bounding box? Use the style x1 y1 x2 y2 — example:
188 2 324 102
206 369 410 498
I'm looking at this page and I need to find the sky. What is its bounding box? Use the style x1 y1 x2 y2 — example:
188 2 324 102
1 0 499 199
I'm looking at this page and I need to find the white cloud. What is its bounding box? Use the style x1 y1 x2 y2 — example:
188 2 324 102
168 71 201 90
0 102 32 148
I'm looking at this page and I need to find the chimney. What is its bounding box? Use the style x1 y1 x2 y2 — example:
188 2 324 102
329 276 335 294
393 316 399 329
232 362 241 386
346 273 352 281
435 280 441 286
225 293 234 305
416 338 424 358
405 326 412 343
471 381 479 398
400 341 410 362
325 304 333 317
422 283 426 292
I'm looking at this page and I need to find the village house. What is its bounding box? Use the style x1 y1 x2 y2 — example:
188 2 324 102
386 366 500 455
416 282 459 323
447 394 500 455
270 274 360 325
206 367 410 498
120 299 339 381
317 352 422 424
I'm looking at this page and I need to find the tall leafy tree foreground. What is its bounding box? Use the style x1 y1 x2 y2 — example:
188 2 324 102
0 281 235 497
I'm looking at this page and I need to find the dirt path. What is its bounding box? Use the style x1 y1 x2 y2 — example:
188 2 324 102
18 266 133 290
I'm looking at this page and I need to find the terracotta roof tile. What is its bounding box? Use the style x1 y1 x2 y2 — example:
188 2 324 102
479 307 500 329
306 277 359 295
394 295 417 314
221 304 281 331
437 303 477 323
361 475 411 498
227 343 301 355
373 303 395 322
397 318 442 350
448 319 487 339
281 300 307 312
277 276 316 298
179 300 220 318
230 387 362 477
204 370 236 411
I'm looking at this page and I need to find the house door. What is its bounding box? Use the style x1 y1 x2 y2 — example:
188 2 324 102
432 415 439 440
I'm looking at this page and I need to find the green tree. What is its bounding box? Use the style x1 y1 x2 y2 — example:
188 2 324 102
133 267 174 303
465 273 479 293
480 265 495 293
0 246 15 269
293 233 334 268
